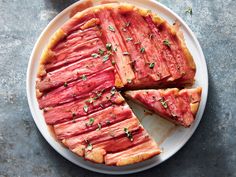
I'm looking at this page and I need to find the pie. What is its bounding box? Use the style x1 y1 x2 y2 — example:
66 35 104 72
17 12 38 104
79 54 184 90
36 3 202 166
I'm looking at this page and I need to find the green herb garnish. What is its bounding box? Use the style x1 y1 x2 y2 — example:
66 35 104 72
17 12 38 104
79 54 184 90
126 37 133 41
113 47 118 52
185 7 193 16
83 105 89 113
86 143 93 151
63 82 68 87
163 39 171 47
106 120 110 125
111 60 116 65
85 118 94 127
86 98 93 104
98 48 105 55
106 43 112 50
124 128 133 141
159 98 168 109
149 62 155 69
127 79 132 84
103 55 109 62
81 74 87 81
108 25 115 32
91 53 99 58
140 47 145 53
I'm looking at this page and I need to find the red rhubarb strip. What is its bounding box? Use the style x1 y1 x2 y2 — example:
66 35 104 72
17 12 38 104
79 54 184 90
44 88 124 125
92 127 149 153
38 68 115 109
63 117 140 150
96 9 135 85
37 56 111 92
105 139 160 166
122 11 170 81
179 87 201 103
84 128 150 163
45 38 105 71
137 90 172 118
161 89 194 126
145 16 182 81
157 22 195 83
54 27 101 52
110 10 150 81
54 104 133 139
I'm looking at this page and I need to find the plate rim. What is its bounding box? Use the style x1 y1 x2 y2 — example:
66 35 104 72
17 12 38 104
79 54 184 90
26 0 208 174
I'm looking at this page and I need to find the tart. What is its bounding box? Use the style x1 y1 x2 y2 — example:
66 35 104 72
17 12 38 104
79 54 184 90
36 3 201 166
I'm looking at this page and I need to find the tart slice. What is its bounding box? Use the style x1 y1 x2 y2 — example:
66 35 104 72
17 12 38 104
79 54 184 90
124 87 202 127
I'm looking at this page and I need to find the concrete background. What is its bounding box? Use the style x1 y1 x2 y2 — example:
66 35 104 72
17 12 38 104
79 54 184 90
0 0 235 176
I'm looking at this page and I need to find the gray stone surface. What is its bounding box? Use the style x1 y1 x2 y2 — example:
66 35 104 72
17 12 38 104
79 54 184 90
0 0 235 176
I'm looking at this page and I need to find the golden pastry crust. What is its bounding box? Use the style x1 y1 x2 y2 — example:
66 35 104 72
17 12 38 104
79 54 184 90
104 139 161 166
85 148 106 164
116 149 160 166
37 29 66 77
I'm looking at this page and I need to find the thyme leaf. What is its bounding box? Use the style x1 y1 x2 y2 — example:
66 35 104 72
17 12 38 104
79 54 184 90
185 7 193 16
163 39 171 47
159 98 168 109
149 62 155 69
91 53 99 58
108 25 115 32
124 128 133 141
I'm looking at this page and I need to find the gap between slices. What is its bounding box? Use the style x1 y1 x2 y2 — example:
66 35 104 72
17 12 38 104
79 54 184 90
36 3 200 166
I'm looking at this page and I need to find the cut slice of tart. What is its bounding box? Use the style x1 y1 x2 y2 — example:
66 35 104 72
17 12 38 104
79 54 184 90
124 87 202 127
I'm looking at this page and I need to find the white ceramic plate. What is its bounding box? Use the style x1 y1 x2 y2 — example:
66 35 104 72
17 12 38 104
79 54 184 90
27 0 208 174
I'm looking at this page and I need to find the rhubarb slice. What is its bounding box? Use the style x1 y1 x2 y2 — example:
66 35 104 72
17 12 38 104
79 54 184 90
121 11 170 82
110 9 152 83
45 38 105 72
145 15 182 81
38 68 114 108
36 56 112 92
54 104 133 139
152 21 195 84
124 87 202 127
84 128 151 164
63 116 141 150
96 9 135 85
105 139 160 166
44 88 124 125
